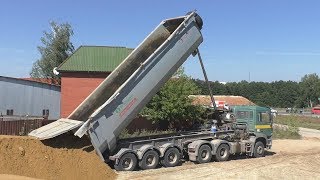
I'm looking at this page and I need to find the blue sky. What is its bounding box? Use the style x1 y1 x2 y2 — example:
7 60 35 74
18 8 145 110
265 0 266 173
0 0 319 82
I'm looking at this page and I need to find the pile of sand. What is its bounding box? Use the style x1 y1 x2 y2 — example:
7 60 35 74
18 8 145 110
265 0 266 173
0 134 117 180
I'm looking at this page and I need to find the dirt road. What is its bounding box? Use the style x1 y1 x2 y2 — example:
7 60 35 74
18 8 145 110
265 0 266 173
117 139 320 180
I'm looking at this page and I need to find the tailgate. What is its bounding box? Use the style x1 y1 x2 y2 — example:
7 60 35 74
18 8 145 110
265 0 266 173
28 118 84 140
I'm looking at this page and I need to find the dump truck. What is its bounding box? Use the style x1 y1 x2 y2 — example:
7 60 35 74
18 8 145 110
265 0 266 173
29 12 273 171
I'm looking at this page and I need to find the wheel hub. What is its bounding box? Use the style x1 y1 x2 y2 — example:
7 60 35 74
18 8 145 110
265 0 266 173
201 150 209 159
123 158 132 169
220 148 227 158
168 152 177 162
146 155 155 166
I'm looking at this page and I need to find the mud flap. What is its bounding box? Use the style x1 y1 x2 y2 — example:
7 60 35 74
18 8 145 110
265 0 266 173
28 118 84 140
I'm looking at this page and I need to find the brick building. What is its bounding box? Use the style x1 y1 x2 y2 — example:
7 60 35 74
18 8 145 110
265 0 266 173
57 46 133 118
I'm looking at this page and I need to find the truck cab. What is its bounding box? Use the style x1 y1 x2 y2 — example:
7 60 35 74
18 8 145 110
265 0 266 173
233 105 273 149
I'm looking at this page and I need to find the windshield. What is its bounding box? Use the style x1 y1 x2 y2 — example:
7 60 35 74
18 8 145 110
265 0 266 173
235 111 253 119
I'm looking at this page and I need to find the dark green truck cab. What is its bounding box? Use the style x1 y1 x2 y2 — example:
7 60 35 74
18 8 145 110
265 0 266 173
233 105 273 156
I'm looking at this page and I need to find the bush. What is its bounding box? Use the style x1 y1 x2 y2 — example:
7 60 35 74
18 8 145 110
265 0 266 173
272 125 301 139
141 74 205 130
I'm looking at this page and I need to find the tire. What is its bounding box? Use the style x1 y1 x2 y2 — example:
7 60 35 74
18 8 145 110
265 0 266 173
139 150 159 170
215 144 230 162
114 153 137 171
253 141 265 158
196 144 212 164
161 148 181 167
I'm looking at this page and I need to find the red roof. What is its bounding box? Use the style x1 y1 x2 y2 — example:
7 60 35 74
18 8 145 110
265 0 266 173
20 78 60 86
189 95 255 106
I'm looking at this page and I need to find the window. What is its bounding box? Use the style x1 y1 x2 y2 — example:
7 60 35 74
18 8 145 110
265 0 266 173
258 112 271 123
235 111 253 119
6 109 13 115
42 109 49 117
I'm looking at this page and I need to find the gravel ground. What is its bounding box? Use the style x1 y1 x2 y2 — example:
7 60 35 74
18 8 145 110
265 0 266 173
117 139 320 180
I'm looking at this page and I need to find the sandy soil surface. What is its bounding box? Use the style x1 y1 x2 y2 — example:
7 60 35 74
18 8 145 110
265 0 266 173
2 127 320 180
0 174 40 180
117 139 320 180
0 135 116 180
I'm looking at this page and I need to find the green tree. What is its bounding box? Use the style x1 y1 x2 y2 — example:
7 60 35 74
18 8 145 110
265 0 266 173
299 73 320 107
271 81 300 108
30 21 74 82
142 69 205 130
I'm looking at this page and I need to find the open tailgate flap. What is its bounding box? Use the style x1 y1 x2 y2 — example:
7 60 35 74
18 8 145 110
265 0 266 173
28 118 84 140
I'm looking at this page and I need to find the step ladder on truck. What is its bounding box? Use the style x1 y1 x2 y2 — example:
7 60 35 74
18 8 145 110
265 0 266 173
29 11 273 171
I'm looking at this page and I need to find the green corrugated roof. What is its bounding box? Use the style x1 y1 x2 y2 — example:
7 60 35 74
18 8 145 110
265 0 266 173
57 46 134 72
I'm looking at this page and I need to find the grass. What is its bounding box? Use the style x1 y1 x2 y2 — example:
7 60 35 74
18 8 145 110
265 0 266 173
274 115 320 130
272 125 301 139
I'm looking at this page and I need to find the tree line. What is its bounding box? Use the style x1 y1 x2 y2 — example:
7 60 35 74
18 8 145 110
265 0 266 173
193 73 320 108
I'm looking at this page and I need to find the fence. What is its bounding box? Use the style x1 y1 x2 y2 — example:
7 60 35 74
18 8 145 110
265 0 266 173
0 116 44 136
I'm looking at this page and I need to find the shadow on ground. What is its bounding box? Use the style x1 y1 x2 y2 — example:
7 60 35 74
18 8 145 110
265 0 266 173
229 150 276 160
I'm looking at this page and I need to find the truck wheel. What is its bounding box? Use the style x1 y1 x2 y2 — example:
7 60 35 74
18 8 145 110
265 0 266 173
196 144 212 164
161 148 181 167
215 144 230 162
253 141 265 158
114 153 137 171
139 150 159 170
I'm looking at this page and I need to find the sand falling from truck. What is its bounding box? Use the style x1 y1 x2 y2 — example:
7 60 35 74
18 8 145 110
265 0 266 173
0 134 117 180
